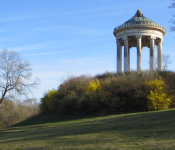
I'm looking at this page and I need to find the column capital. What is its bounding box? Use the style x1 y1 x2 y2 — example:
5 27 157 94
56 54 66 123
136 35 142 39
122 36 128 41
150 36 156 40
116 37 122 43
158 38 163 43
116 39 122 43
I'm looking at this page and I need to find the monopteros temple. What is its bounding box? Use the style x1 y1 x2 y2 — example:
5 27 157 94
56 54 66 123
113 9 166 72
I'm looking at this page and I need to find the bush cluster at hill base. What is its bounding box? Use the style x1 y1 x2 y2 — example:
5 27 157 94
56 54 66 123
40 70 175 114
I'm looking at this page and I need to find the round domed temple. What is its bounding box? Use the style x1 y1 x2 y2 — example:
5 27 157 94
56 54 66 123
113 9 166 72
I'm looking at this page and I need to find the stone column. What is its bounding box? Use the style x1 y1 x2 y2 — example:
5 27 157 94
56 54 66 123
136 35 142 71
123 37 128 72
158 39 163 71
117 39 122 72
128 48 130 71
150 36 156 70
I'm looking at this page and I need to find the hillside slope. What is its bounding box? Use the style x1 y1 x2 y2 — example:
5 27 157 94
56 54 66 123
0 109 175 150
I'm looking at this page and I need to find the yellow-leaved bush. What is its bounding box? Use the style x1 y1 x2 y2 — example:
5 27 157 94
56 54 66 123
46 88 60 111
146 78 172 110
84 79 102 95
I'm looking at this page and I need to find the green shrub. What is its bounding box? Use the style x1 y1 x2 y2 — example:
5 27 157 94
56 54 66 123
40 93 49 112
40 71 175 115
40 89 63 112
100 75 150 112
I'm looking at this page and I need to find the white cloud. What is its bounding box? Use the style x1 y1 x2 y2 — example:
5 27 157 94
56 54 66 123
25 50 74 56
0 3 136 23
8 41 58 51
75 11 127 20
6 39 88 52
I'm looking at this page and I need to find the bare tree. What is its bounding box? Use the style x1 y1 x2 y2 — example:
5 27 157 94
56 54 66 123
0 49 40 104
151 54 172 71
168 1 175 31
0 99 40 128
163 54 172 71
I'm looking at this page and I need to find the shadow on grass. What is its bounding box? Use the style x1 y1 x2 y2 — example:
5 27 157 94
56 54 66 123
0 109 175 147
10 110 131 127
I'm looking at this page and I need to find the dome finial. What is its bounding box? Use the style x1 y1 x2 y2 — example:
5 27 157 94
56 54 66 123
136 9 142 17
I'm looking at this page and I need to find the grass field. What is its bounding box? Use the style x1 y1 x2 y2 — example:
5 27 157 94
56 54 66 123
0 109 175 150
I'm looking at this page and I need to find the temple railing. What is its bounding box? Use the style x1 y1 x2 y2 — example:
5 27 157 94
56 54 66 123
114 22 166 32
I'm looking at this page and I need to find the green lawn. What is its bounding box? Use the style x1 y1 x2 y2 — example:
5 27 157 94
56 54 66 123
0 109 175 150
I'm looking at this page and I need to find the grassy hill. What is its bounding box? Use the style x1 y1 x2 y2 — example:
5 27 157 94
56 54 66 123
0 109 175 150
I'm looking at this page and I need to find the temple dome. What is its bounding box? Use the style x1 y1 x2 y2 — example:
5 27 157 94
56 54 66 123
124 9 155 24
113 9 166 35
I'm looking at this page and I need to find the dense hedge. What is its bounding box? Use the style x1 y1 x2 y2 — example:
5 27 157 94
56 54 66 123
40 71 175 114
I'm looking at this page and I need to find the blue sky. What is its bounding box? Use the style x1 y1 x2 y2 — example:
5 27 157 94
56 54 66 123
0 0 174 101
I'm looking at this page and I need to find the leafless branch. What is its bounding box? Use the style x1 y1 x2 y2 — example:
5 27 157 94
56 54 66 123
163 54 172 71
0 49 40 104
168 1 175 8
169 1 175 32
149 54 171 71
